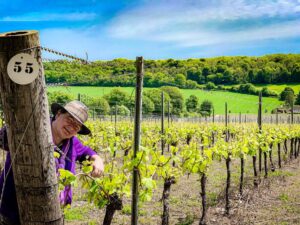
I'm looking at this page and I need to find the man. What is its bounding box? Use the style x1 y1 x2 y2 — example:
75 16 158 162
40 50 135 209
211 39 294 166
0 100 104 224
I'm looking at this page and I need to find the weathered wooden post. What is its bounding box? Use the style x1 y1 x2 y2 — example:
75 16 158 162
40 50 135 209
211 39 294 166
131 56 144 225
0 31 63 224
161 91 165 155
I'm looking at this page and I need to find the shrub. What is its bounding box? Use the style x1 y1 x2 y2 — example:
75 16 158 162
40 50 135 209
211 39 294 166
205 82 216 90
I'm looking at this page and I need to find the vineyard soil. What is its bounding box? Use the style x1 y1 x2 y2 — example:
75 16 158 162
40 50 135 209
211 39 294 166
64 147 300 225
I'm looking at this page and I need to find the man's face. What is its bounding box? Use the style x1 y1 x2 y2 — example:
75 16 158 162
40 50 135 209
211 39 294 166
53 111 82 140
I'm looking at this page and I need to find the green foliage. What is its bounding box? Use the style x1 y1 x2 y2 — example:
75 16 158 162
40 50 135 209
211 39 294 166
104 88 129 106
295 91 300 105
44 54 300 88
160 86 184 115
48 91 73 105
185 80 198 89
185 95 199 113
278 87 295 106
261 87 278 97
205 82 217 90
279 87 295 100
48 86 282 114
63 205 86 220
174 73 187 87
58 169 77 191
199 100 213 116
144 89 171 114
238 83 258 95
285 91 294 107
278 193 289 202
89 97 110 115
142 95 155 114
110 105 130 116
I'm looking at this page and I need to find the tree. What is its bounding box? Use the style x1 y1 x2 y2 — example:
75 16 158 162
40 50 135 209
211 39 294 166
279 87 295 101
261 87 278 97
144 89 171 114
285 91 294 107
160 86 184 115
295 91 300 105
174 74 186 87
48 91 73 106
199 100 213 116
186 95 199 113
205 82 216 90
89 97 110 115
104 88 129 106
110 105 130 116
142 95 155 114
186 80 198 89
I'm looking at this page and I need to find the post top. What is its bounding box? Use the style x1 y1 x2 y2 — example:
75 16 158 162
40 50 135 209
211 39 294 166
0 30 38 38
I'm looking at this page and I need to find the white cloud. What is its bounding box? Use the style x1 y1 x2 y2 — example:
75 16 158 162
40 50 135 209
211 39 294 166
107 0 300 47
1 12 97 21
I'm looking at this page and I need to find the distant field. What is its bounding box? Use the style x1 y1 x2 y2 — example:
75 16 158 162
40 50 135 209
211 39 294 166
224 83 300 94
47 86 283 114
255 83 300 93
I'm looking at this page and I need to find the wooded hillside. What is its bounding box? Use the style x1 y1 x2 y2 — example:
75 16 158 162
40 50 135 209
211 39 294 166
44 54 300 88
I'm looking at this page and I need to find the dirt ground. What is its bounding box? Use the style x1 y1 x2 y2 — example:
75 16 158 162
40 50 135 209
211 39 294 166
64 146 300 225
1 144 300 225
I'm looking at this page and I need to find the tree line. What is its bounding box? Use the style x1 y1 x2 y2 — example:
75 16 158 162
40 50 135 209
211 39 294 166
44 54 300 88
48 86 213 117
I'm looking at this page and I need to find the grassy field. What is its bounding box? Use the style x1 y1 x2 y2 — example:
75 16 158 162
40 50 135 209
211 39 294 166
47 86 283 114
224 83 300 94
255 83 300 93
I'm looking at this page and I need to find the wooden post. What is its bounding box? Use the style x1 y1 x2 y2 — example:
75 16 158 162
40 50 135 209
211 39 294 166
167 101 170 126
167 101 170 152
291 102 294 124
161 91 165 155
0 31 63 224
258 92 263 174
225 103 228 128
131 56 144 225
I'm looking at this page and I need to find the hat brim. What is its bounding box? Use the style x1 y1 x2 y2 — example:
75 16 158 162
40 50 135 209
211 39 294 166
51 103 91 135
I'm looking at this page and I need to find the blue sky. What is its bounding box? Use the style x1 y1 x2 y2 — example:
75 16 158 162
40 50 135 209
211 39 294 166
1 0 300 60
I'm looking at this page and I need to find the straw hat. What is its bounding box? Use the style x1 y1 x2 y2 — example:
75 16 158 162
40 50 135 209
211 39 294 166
51 100 91 135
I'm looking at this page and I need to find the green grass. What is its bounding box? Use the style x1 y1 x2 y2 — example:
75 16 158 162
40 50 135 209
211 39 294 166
224 83 300 94
47 86 283 114
255 83 300 93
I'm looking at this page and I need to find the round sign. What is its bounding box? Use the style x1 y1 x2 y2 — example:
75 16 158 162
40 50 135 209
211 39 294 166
7 53 39 85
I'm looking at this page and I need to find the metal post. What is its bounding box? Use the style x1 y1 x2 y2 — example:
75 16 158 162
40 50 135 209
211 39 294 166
131 57 144 225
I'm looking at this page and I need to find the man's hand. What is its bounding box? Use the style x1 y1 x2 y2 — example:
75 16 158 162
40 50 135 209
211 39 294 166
90 155 104 177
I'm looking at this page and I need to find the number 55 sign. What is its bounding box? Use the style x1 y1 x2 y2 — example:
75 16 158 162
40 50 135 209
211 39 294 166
7 53 39 85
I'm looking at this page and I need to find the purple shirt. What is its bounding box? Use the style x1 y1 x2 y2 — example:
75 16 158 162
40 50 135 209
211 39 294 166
0 127 96 224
